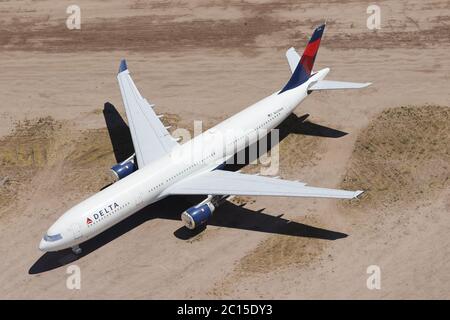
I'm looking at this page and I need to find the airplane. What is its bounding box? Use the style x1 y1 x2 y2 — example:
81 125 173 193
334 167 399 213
39 24 371 254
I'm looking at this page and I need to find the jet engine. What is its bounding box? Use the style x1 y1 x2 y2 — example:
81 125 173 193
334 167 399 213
181 195 229 230
181 202 215 230
110 154 137 181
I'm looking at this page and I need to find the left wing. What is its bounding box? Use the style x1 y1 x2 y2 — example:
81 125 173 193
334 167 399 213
117 59 178 167
165 170 363 199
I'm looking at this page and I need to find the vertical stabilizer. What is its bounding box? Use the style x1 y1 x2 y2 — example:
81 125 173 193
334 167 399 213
279 24 326 94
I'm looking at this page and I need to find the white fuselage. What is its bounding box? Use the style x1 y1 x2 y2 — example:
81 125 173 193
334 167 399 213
39 68 330 252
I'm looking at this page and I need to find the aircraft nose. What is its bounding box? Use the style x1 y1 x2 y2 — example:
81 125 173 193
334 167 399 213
39 238 48 252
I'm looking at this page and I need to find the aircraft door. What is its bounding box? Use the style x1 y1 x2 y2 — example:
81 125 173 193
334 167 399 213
71 223 82 240
135 192 145 208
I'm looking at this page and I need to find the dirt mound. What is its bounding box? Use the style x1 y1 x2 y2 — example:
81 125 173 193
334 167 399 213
239 129 322 178
0 112 189 211
279 133 322 177
208 214 328 298
237 227 324 275
63 128 117 194
0 117 61 212
0 118 119 213
341 105 450 210
0 117 60 168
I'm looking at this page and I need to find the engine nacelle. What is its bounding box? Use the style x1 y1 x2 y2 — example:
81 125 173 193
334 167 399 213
181 202 216 230
110 160 136 181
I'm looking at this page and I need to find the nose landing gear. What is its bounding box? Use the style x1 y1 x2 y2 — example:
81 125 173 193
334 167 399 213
71 245 82 255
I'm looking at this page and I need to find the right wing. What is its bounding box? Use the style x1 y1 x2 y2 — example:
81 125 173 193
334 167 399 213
165 170 363 199
117 60 178 167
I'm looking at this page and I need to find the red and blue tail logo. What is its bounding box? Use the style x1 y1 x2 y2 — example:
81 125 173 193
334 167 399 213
279 24 325 94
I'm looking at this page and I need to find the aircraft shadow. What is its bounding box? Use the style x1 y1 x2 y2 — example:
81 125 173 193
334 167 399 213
287 113 348 138
28 105 348 274
29 195 347 274
174 200 348 241
223 113 347 172
103 102 134 163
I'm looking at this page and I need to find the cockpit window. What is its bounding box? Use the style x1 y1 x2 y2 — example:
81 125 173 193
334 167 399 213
44 233 62 242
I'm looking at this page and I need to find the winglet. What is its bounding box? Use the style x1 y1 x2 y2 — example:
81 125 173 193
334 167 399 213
118 59 128 73
353 190 364 199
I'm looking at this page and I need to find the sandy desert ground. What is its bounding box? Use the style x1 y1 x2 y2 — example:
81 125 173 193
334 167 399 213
0 0 449 299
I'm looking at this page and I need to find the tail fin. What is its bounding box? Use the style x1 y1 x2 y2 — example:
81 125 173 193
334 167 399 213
279 24 326 94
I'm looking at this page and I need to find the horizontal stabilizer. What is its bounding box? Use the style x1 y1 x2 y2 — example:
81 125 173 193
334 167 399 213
286 47 300 73
309 80 371 91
